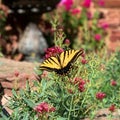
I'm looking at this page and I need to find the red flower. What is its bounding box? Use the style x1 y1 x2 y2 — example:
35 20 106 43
78 84 85 92
96 92 106 100
78 79 86 92
87 12 92 19
94 34 101 41
41 71 48 78
64 39 70 45
70 8 81 15
49 107 56 112
34 102 55 113
74 77 82 84
58 0 73 11
109 104 115 112
98 0 105 6
81 53 86 58
101 23 109 30
14 70 19 77
110 80 117 86
45 46 64 59
98 22 109 30
82 0 91 8
81 59 87 64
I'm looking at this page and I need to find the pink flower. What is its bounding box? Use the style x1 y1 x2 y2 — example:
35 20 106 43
94 34 101 41
87 12 92 19
98 0 105 6
81 53 86 58
14 70 19 77
58 0 73 11
45 46 64 59
110 80 117 86
49 107 56 112
109 104 115 112
64 39 70 44
96 92 106 100
34 102 55 113
98 21 109 30
82 0 91 8
74 77 82 84
100 23 109 30
78 84 85 92
70 8 81 15
41 71 48 78
81 59 87 64
78 79 86 92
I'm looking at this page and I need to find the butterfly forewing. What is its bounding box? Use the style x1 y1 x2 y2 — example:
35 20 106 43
40 56 61 70
60 49 83 68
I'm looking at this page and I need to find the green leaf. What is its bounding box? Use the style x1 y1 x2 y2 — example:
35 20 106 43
23 98 35 108
12 89 18 98
57 117 67 120
0 112 9 120
46 80 55 89
23 113 29 120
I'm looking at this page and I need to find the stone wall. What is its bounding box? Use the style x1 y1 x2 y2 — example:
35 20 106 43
98 6 120 51
94 0 120 8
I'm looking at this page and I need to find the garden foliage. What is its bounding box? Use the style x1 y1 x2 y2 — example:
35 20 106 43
1 21 120 120
0 0 120 120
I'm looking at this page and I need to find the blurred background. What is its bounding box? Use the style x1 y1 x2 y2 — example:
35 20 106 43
0 0 120 62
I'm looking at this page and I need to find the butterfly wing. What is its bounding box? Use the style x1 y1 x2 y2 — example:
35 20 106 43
60 49 83 68
40 56 61 71
39 49 83 75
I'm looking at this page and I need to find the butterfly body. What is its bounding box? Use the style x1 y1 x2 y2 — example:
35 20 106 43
39 49 83 75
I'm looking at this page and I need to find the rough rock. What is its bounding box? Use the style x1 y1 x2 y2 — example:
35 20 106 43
0 57 38 97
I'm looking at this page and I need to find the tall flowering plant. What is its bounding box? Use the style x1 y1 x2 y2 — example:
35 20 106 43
43 0 108 51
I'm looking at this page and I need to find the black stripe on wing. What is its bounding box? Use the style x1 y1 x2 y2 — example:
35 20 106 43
62 50 66 64
49 57 60 66
70 49 83 63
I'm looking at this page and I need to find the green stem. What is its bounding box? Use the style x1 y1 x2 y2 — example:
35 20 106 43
81 83 90 107
68 95 74 120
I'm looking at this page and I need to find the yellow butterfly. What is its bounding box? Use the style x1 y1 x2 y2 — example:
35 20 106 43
39 49 83 75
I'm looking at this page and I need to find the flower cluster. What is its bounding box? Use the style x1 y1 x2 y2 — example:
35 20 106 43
94 34 101 41
109 104 116 112
81 52 88 64
98 0 105 6
55 0 109 51
34 102 55 113
98 21 109 30
58 0 73 11
74 77 86 92
82 0 91 8
110 80 117 86
70 8 81 15
96 92 106 100
45 46 64 59
78 80 86 92
64 39 70 45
